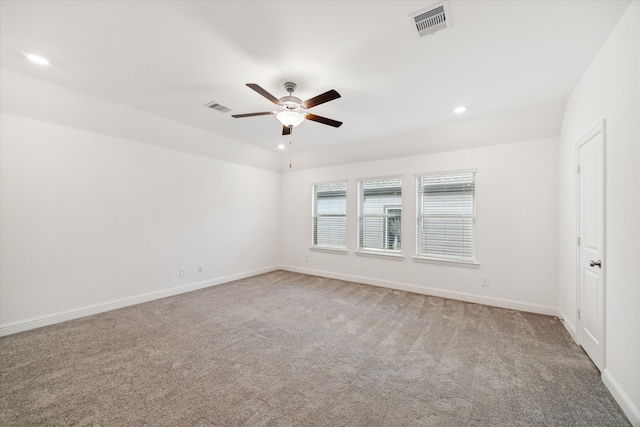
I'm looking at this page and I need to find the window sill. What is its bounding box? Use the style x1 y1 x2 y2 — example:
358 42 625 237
413 256 480 268
309 246 349 254
355 250 404 260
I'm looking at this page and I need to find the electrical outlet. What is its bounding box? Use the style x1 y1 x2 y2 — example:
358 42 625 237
305 255 310 262
481 275 489 287
197 265 203 273
180 268 186 277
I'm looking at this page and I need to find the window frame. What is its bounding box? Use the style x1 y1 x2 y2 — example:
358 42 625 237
311 180 348 251
415 169 478 266
356 175 403 256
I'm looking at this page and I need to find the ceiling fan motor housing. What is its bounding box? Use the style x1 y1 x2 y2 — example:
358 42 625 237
279 95 304 111
280 83 304 111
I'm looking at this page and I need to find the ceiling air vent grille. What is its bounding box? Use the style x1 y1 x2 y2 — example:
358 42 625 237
204 101 232 113
410 1 451 37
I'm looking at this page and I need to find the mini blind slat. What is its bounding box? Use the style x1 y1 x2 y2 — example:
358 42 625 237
313 182 347 248
358 177 402 251
417 172 476 261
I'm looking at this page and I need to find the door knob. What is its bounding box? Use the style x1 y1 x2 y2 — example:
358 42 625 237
589 260 602 268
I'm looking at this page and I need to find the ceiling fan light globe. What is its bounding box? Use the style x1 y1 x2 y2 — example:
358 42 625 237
276 111 305 128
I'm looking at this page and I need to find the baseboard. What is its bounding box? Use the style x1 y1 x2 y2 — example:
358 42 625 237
602 369 640 426
0 265 279 337
557 308 578 343
0 264 560 334
280 265 560 317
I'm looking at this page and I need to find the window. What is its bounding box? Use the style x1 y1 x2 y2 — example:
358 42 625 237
312 181 347 249
416 170 476 263
357 177 402 253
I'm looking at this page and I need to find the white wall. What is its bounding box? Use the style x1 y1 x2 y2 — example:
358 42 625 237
0 113 280 334
280 101 566 171
0 68 282 172
558 2 639 424
280 137 559 314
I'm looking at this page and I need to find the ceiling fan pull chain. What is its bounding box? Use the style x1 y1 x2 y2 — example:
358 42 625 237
289 139 293 169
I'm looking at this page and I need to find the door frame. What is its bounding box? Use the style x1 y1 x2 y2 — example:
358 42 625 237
575 119 606 369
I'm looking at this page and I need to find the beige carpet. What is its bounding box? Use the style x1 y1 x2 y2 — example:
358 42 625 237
0 270 630 426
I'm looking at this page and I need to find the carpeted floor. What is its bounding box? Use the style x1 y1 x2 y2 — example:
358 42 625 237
0 270 630 426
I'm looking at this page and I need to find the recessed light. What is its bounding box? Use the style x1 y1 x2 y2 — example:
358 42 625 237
277 144 286 149
26 54 49 65
453 106 467 114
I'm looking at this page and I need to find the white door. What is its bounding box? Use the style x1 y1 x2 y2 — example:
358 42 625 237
577 123 605 370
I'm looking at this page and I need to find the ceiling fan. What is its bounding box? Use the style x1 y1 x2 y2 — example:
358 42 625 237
231 82 342 135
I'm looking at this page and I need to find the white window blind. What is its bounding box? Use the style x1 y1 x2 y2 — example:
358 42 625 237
417 170 476 262
357 177 402 252
312 182 347 249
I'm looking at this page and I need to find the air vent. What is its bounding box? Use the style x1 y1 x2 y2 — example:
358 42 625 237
204 101 232 113
410 1 451 38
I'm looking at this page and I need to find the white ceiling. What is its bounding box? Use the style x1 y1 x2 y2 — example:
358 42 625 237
0 0 630 169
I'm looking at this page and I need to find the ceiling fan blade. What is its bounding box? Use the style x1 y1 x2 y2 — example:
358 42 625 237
282 125 292 136
231 111 275 118
302 89 341 109
305 113 343 128
246 83 281 105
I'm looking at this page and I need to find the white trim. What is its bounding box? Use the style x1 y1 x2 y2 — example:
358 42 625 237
602 369 640 427
355 250 404 260
557 308 578 343
413 256 480 268
0 265 279 337
310 178 348 186
280 265 559 317
355 173 403 183
309 246 348 254
414 167 477 178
